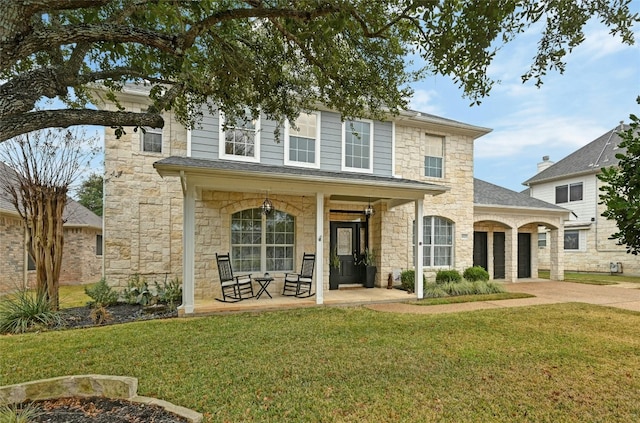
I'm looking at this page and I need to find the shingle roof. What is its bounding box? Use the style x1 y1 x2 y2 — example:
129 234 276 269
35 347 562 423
523 125 630 185
474 178 567 211
0 162 102 228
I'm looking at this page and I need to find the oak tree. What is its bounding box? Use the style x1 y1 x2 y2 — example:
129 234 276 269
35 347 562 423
0 0 637 142
76 173 103 216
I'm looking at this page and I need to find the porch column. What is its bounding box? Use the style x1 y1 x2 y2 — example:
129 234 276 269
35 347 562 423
181 180 195 314
487 232 494 280
316 192 324 304
549 228 564 281
505 228 518 282
414 199 424 299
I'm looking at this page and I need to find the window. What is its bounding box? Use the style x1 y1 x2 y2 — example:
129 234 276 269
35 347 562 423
414 216 454 267
564 230 580 250
27 253 35 271
538 232 547 248
343 120 372 171
142 127 162 153
219 112 260 162
424 134 444 178
96 234 103 256
231 208 295 272
285 112 320 168
555 183 583 203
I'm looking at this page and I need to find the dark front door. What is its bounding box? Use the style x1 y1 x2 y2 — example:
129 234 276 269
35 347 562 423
329 222 367 289
518 233 531 278
493 232 506 279
473 231 488 271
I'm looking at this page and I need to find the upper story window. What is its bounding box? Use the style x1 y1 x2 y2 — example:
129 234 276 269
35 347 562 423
285 112 321 168
141 127 162 153
219 111 260 162
555 182 583 204
342 119 373 172
424 134 444 178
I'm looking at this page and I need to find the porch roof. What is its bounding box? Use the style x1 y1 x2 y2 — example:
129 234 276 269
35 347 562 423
154 156 448 202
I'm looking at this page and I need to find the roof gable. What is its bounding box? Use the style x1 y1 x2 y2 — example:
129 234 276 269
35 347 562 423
474 178 566 211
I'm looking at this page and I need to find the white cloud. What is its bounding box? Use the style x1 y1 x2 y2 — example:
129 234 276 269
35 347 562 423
408 87 445 115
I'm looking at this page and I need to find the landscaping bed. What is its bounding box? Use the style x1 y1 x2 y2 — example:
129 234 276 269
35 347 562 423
60 303 178 329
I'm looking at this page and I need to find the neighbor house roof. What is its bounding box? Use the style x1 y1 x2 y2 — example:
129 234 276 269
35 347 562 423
0 162 102 229
523 124 630 186
474 178 567 212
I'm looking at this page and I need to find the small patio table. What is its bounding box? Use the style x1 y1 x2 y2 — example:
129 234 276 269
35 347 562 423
255 276 274 299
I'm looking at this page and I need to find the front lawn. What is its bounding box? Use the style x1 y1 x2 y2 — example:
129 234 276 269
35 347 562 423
2 304 640 422
539 270 640 285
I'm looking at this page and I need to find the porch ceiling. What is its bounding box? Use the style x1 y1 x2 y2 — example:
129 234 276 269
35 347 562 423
154 156 448 202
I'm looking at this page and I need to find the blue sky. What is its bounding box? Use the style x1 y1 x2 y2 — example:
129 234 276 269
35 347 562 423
408 17 640 193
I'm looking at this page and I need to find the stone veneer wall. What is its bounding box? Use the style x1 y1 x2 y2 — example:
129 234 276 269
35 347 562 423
381 123 475 283
0 213 28 292
102 97 185 290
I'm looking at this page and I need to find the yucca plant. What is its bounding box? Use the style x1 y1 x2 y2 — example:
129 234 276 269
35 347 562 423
0 289 63 334
0 403 42 423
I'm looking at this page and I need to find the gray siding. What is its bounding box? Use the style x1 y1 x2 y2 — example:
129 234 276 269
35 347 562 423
189 107 393 177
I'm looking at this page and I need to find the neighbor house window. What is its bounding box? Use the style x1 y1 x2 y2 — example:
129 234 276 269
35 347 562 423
96 234 103 256
219 111 260 162
538 232 547 248
424 134 444 178
142 127 162 153
555 183 583 204
343 120 373 172
285 112 320 168
414 216 454 267
564 230 580 250
231 208 294 272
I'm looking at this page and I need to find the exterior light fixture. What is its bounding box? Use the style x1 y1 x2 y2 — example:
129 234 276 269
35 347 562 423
261 193 273 216
364 199 375 217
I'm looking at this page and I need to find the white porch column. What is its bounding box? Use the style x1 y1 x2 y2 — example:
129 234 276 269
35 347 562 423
549 228 564 281
316 192 324 304
505 228 518 282
487 232 495 280
415 199 424 299
181 180 196 314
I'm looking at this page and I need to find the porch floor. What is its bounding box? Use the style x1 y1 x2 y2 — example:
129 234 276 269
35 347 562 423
188 286 414 316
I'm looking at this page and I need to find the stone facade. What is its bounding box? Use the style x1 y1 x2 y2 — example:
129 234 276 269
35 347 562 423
101 92 185 289
0 212 28 292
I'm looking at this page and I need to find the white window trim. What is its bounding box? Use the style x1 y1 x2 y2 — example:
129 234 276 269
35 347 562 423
218 111 261 163
284 112 321 169
564 229 587 252
424 134 445 179
140 127 163 154
341 119 374 174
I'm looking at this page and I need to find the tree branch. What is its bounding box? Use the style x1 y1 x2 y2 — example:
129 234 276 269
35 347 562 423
0 109 164 142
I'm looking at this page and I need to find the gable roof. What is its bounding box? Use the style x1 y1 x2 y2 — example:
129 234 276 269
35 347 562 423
474 178 567 212
0 162 102 229
523 124 630 186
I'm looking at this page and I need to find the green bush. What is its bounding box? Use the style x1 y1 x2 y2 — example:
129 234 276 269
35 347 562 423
0 289 62 334
156 277 182 308
84 278 118 307
423 282 449 298
400 270 427 293
0 402 42 423
121 274 154 305
422 280 506 298
435 269 462 284
463 266 490 281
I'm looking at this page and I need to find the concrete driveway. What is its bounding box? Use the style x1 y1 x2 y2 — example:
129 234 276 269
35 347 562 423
366 281 640 315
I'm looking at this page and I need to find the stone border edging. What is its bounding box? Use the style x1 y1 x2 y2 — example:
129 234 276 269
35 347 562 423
0 374 202 423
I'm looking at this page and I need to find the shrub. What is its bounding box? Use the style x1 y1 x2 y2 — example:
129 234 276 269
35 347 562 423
463 266 490 282
0 402 42 423
400 270 427 293
435 269 462 284
0 289 62 334
89 305 112 325
156 277 182 308
84 278 118 307
420 280 506 298
423 282 449 298
121 274 154 305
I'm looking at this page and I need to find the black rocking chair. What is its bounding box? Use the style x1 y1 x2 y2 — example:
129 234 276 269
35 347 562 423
282 253 315 297
215 253 254 302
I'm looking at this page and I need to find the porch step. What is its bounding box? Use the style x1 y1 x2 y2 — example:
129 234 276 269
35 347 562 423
338 284 365 290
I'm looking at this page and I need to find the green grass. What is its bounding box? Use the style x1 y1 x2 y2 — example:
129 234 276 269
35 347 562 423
409 292 534 306
2 304 640 422
58 284 95 309
539 270 640 285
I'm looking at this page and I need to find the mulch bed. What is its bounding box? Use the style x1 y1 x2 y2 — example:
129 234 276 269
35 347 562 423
59 303 178 330
26 396 189 422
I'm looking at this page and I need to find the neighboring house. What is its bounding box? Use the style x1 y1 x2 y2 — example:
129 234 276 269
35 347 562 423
0 162 103 294
523 124 640 275
96 87 567 314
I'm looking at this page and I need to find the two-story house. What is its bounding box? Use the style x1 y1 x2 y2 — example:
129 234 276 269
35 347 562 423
96 86 568 314
0 162 103 294
523 124 640 275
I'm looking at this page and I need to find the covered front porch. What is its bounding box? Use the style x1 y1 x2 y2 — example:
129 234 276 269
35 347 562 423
154 157 447 315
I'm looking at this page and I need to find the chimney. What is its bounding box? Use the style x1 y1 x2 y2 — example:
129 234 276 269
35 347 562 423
537 155 554 173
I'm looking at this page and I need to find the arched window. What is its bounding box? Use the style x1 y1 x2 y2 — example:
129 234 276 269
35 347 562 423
231 208 295 272
422 216 454 267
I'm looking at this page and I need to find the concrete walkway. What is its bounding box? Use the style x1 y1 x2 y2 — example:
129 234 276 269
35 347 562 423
366 281 640 314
